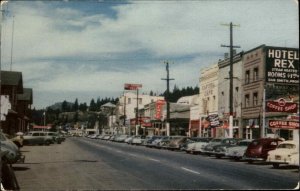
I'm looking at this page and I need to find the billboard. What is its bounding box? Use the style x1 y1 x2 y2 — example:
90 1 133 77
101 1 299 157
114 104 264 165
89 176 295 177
265 47 299 84
124 83 142 90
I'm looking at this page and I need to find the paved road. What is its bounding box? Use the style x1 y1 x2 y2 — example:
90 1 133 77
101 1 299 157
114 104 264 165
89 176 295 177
14 137 299 190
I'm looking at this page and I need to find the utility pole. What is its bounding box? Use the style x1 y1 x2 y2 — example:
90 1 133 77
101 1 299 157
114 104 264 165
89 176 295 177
161 61 174 136
135 88 139 135
10 15 14 71
221 22 240 138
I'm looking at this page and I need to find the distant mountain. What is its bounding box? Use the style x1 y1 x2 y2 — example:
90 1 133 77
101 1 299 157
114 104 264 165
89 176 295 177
47 102 74 111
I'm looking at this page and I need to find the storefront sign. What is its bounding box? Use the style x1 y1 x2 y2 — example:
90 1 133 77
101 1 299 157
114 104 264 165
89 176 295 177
265 47 299 84
269 120 299 129
155 100 165 119
207 114 220 128
124 83 142 90
266 98 298 113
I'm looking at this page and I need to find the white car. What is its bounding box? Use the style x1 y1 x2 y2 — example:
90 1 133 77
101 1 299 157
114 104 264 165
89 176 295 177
185 138 212 154
225 139 253 161
131 135 146 145
267 140 299 168
288 153 299 167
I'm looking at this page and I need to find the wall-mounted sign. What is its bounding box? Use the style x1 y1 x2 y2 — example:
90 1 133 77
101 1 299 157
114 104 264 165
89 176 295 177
124 83 142 90
269 120 299 129
266 98 298 113
155 100 165 119
207 114 220 128
265 47 299 84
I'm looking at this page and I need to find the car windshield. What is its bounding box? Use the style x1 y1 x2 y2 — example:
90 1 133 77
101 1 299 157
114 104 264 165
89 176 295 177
277 143 296 149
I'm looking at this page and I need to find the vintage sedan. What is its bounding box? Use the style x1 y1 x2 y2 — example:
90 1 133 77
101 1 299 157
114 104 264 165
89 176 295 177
267 140 299 168
23 131 53 146
185 138 212 154
0 132 24 164
288 153 299 167
202 138 232 156
211 138 242 158
243 138 283 164
225 139 253 161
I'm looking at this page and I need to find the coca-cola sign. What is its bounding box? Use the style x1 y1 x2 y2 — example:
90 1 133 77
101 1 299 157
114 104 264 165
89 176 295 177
266 98 298 113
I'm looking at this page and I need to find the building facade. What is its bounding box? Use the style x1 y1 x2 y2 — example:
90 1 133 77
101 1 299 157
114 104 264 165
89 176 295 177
199 64 219 137
218 52 243 138
241 45 299 141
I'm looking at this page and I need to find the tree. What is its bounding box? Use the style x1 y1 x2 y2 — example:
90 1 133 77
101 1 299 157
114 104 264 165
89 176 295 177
89 99 97 111
73 98 79 111
62 100 69 112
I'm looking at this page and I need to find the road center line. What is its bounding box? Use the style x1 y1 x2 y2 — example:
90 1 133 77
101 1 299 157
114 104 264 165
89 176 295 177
181 167 201 175
148 158 160 162
128 153 138 157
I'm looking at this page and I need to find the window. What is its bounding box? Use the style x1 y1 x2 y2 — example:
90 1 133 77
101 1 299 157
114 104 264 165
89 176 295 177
253 92 258 106
253 68 259 81
245 70 250 84
128 98 131 104
245 94 250 107
139 98 142 104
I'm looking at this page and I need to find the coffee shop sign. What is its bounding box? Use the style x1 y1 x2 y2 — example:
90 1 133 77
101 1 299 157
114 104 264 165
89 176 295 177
266 98 298 113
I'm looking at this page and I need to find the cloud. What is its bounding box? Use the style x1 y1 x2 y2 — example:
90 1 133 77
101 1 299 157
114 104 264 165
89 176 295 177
1 0 298 108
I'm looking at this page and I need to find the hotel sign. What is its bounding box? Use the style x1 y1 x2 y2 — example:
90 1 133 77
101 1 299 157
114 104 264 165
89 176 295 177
265 47 299 84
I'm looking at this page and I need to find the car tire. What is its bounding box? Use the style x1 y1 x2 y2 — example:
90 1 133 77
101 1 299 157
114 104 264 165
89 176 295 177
272 163 280 168
45 141 50 146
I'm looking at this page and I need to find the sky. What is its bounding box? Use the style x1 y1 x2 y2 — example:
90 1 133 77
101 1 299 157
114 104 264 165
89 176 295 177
1 0 299 109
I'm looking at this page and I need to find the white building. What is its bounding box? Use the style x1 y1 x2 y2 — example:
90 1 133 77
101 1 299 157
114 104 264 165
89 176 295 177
118 92 164 134
199 64 219 137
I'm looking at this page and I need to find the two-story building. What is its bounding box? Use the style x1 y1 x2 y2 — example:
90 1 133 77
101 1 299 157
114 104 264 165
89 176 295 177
1 70 33 135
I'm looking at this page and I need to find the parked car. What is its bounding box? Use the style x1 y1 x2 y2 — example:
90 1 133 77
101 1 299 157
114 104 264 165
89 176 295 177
180 137 205 151
0 132 24 164
288 153 299 167
211 138 242 158
44 132 63 144
23 131 53 146
115 135 129 142
131 135 146 145
225 139 253 161
4 133 24 148
145 136 163 148
202 138 225 156
103 135 112 140
185 137 213 154
243 138 283 164
154 136 171 149
167 136 188 150
124 135 134 143
267 140 299 168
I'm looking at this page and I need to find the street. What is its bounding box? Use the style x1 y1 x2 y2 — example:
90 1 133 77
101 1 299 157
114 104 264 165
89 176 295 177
13 137 299 190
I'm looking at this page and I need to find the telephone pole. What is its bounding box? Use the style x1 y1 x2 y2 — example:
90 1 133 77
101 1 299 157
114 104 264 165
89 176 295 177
221 22 240 138
161 61 174 136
